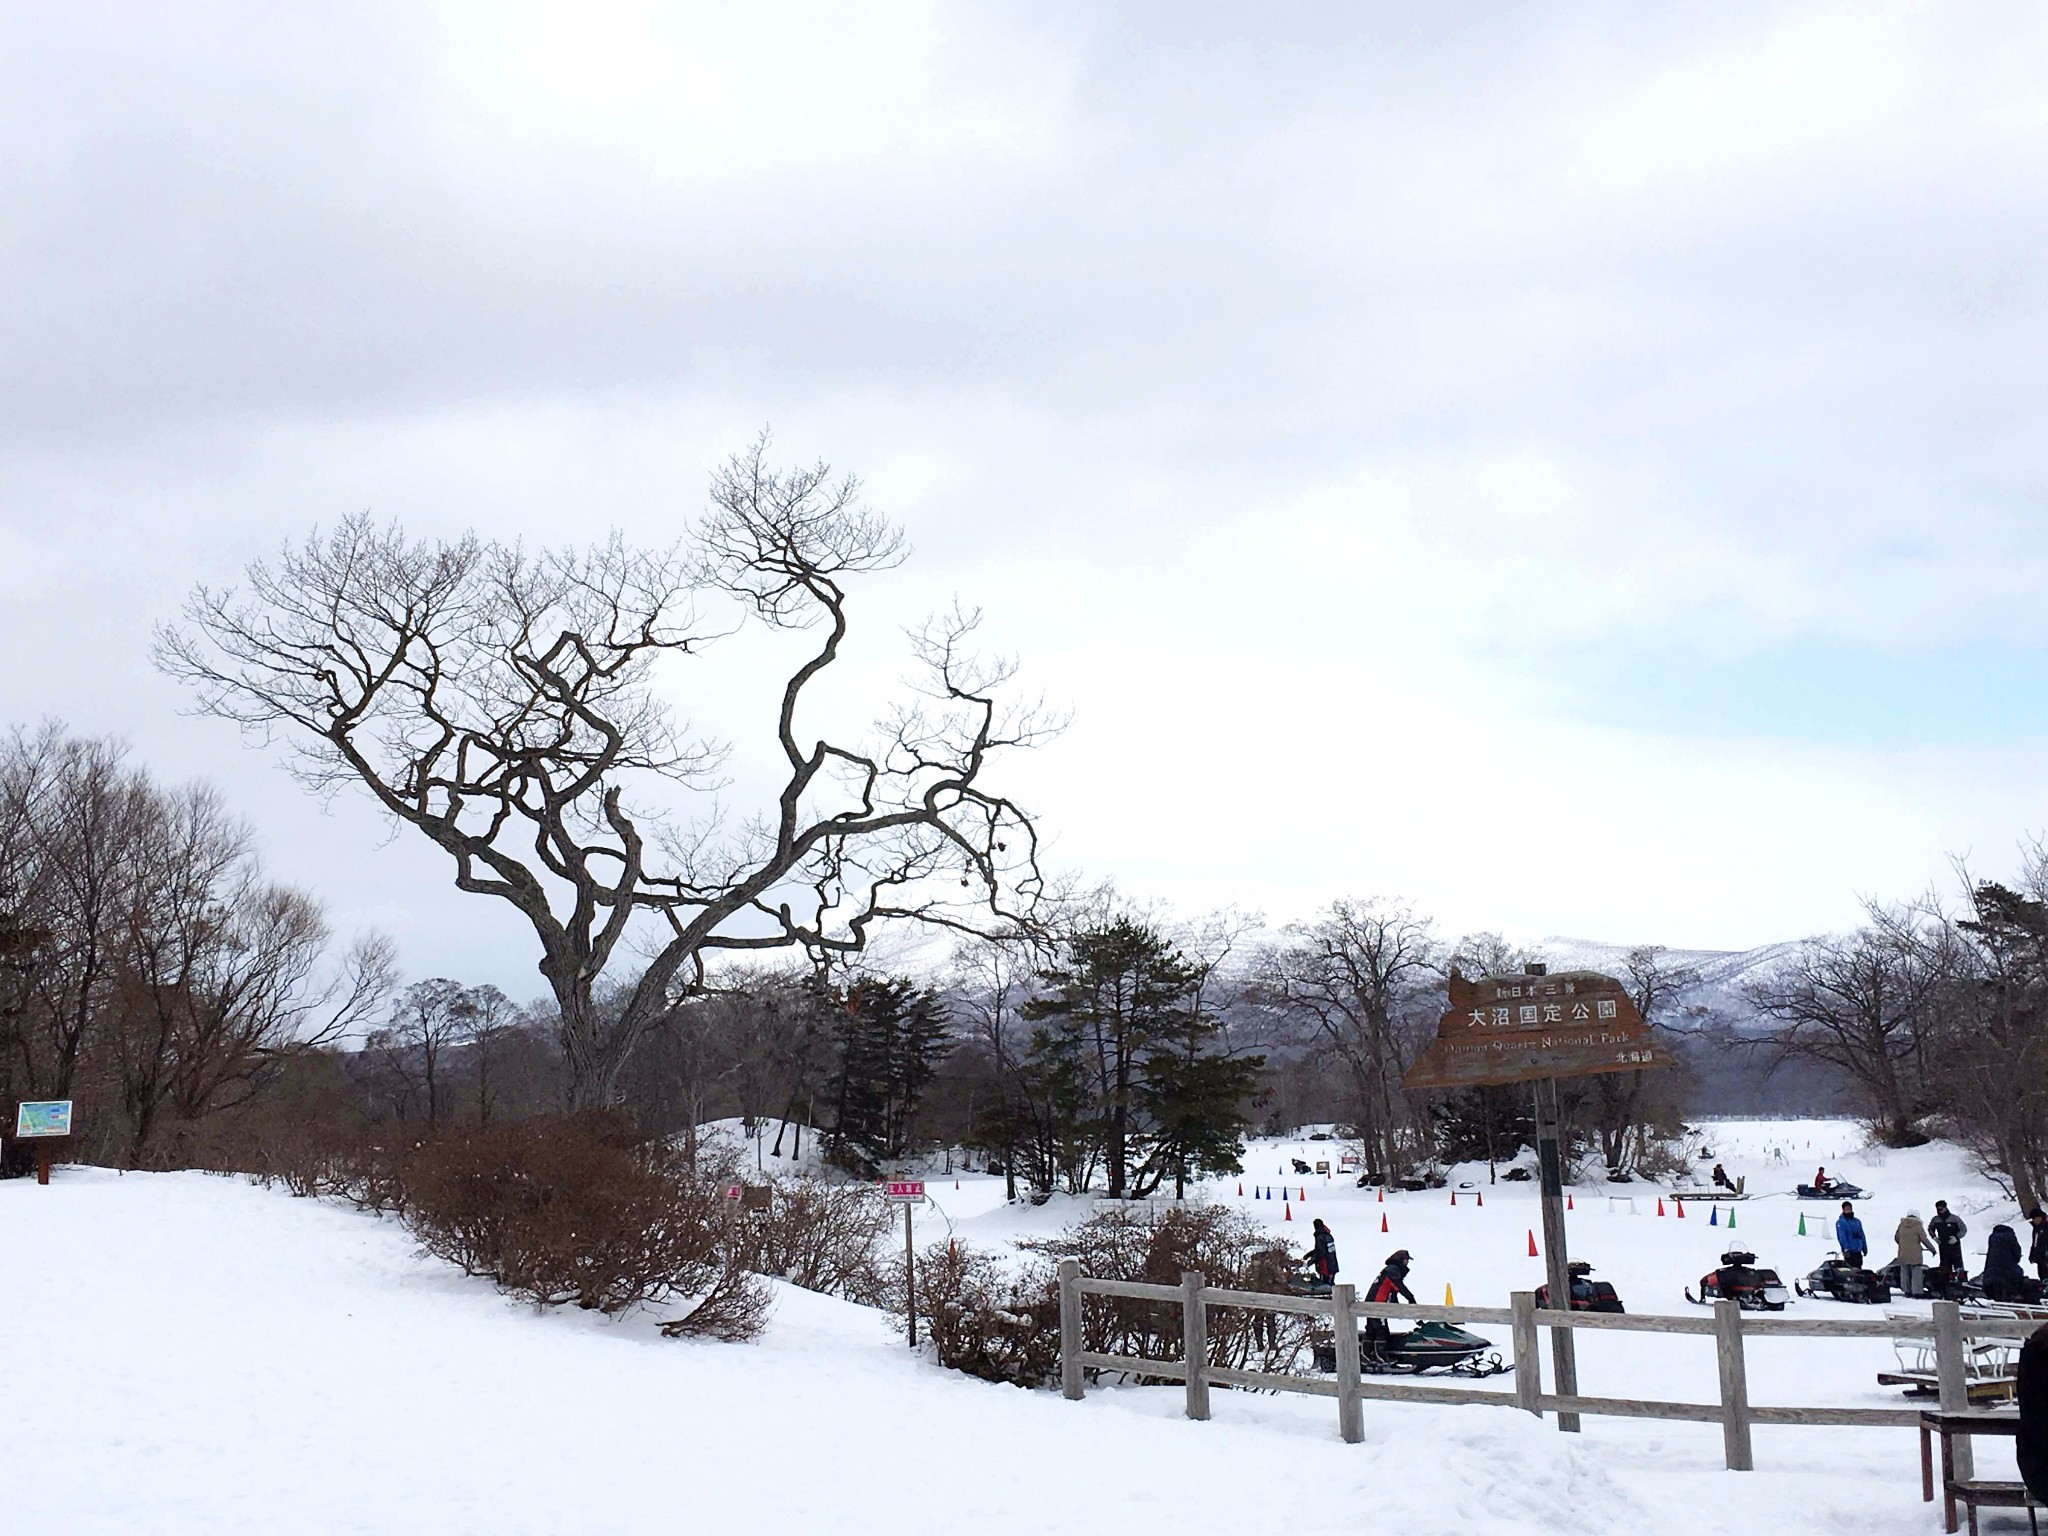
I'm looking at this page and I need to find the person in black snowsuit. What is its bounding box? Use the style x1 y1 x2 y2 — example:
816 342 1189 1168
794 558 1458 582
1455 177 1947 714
2029 1209 2048 1284
2018 1324 2048 1507
1931 1201 1968 1280
1983 1224 2041 1303
1711 1163 1735 1192
1365 1249 1417 1344
1306 1219 1339 1288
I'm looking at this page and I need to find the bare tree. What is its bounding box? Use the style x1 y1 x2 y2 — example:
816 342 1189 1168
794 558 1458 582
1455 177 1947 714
1255 898 1439 1180
1584 945 1699 1175
1746 906 1950 1147
155 438 1052 1109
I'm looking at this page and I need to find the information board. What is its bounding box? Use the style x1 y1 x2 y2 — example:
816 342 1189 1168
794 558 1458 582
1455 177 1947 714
1402 970 1668 1090
14 1101 72 1139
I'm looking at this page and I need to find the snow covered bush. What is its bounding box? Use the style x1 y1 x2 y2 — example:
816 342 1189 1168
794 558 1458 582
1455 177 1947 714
1026 1203 1314 1377
911 1203 1312 1387
909 1242 1063 1387
399 1114 768 1339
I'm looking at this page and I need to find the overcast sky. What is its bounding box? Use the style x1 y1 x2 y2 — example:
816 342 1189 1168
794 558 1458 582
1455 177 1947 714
5 2 2048 994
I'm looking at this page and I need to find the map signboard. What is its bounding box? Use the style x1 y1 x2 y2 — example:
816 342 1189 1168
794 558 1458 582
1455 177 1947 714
1402 970 1668 1091
14 1100 72 1139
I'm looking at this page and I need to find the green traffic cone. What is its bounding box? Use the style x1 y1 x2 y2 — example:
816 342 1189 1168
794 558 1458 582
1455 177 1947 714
1797 1212 1806 1236
1728 1207 1736 1230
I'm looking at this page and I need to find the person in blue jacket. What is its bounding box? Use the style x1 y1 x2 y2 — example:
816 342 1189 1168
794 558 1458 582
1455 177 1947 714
1837 1201 1869 1269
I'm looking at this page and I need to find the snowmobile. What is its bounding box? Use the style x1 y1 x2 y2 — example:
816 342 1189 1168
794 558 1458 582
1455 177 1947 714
1686 1249 1791 1311
1795 1178 1872 1200
1535 1259 1625 1314
1291 1158 1313 1175
1313 1320 1510 1378
1796 1252 1892 1304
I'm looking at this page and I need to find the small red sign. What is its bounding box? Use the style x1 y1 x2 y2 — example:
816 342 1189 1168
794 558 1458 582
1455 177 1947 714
884 1180 925 1201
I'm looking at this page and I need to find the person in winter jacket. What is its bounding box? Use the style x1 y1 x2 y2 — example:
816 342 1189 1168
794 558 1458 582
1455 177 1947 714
1814 1166 1828 1192
1365 1250 1417 1342
1835 1202 1868 1268
1931 1201 1968 1278
1712 1163 1735 1192
1306 1219 1339 1287
1895 1211 1936 1297
1983 1223 2039 1303
2019 1324 2048 1506
2030 1209 2048 1283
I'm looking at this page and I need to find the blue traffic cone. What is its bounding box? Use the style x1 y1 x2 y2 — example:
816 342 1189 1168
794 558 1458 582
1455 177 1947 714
1709 1205 1718 1227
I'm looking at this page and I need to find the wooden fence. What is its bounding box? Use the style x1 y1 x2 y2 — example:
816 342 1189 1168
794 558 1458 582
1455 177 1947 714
1054 1258 2040 1472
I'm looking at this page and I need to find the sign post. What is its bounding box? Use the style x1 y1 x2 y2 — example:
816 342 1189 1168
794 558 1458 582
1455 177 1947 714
884 1180 926 1347
12 1100 74 1186
1403 966 1667 1435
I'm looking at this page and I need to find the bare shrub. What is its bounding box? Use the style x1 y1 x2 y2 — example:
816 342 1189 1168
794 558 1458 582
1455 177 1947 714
1025 1203 1311 1375
399 1114 768 1339
910 1242 1063 1387
910 1201 1310 1388
733 1177 896 1304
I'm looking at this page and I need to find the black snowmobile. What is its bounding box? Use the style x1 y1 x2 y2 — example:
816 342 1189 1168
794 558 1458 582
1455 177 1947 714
1291 1158 1313 1175
1796 1252 1892 1304
1313 1320 1510 1378
1535 1259 1626 1314
1795 1179 1872 1200
1687 1249 1791 1311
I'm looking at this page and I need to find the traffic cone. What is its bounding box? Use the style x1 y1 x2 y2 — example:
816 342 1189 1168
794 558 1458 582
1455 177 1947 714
1476 1191 1483 1207
955 1179 960 1190
1300 1187 1307 1203
1444 1283 1455 1306
1527 1229 1538 1257
1378 1187 1384 1203
1381 1213 1389 1233
1798 1212 1807 1236
1284 1202 1293 1221
1451 1191 1458 1206
1728 1208 1737 1230
1709 1205 1718 1227
1656 1198 1666 1216
1237 1182 1244 1196
1567 1195 1574 1211
1677 1200 1686 1219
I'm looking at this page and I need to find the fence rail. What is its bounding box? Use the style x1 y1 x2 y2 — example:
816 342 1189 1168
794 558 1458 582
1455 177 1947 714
1055 1259 2028 1471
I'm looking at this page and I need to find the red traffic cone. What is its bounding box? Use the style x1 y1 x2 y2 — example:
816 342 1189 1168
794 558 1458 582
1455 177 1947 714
1476 1191 1483 1207
1377 1186 1384 1203
1656 1198 1666 1216
1567 1194 1574 1211
1527 1229 1538 1257
1237 1182 1244 1195
1381 1212 1389 1233
1283 1202 1293 1221
1299 1187 1306 1202
955 1179 960 1190
1676 1199 1686 1219
1451 1191 1458 1206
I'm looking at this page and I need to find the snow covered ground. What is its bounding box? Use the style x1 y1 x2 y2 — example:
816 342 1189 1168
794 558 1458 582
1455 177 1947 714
2 1120 2032 1533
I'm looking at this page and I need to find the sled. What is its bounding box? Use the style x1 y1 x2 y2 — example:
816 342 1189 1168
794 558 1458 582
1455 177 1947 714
1667 1175 1747 1201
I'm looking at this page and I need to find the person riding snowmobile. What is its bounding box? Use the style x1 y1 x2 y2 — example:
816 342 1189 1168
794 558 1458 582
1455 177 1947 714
1306 1218 1339 1287
1365 1249 1417 1343
1931 1202 1968 1279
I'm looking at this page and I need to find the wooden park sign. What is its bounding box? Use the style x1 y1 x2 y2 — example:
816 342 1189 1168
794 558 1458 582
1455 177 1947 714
1403 969 1667 1091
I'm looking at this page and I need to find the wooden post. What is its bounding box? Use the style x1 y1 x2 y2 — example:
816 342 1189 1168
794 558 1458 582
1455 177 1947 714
1181 1269 1210 1421
1511 1290 1541 1417
903 1200 917 1349
1533 1076 1580 1432
35 1143 50 1186
1934 1299 1974 1481
1713 1299 1754 1471
1332 1282 1364 1443
1059 1258 1084 1400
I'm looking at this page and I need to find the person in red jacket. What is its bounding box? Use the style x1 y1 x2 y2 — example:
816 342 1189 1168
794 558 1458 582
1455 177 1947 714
1365 1250 1417 1342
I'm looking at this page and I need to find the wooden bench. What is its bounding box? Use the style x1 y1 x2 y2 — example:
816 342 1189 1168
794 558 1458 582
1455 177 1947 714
1920 1409 2041 1534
